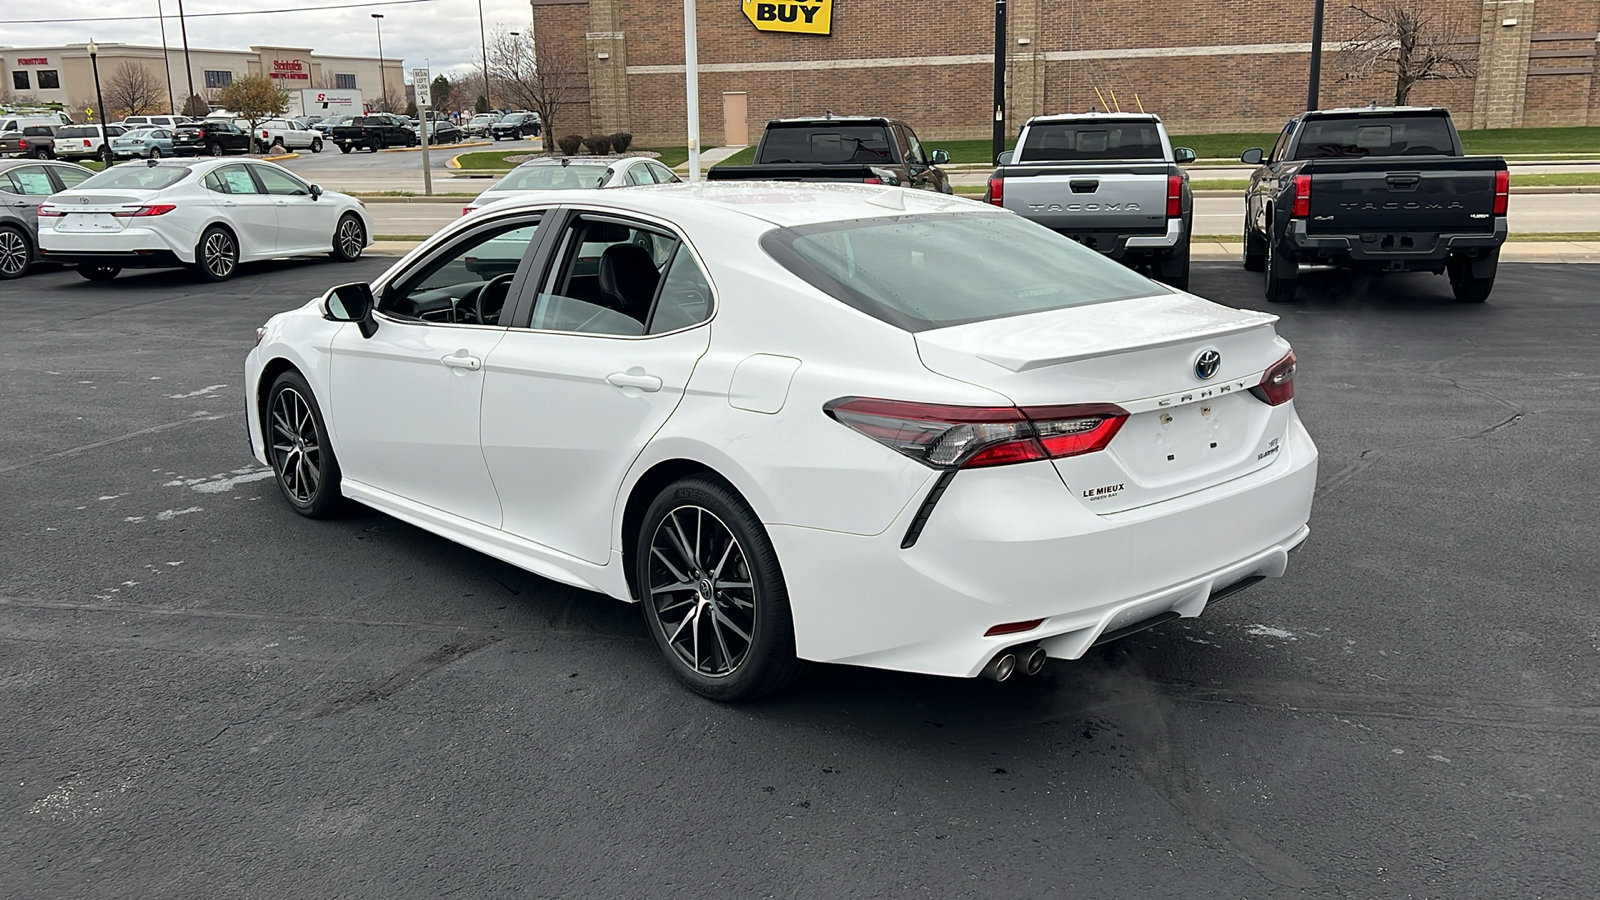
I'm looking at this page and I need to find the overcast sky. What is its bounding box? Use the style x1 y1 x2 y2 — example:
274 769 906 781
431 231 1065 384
4 0 537 81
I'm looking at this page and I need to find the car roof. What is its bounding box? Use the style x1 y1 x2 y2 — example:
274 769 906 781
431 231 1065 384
1023 112 1163 125
473 181 983 229
765 116 896 127
1302 106 1448 117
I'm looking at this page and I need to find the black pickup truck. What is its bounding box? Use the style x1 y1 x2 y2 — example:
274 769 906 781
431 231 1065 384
1242 107 1508 303
330 114 417 153
707 116 952 192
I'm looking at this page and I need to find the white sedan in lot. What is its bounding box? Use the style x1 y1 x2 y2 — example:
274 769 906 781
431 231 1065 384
39 158 372 281
462 156 680 214
245 183 1317 700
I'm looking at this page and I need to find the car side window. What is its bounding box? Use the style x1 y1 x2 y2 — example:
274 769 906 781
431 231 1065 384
647 246 713 335
216 165 261 194
648 162 679 184
530 217 680 336
383 218 542 326
625 164 653 186
1268 122 1295 163
50 165 91 190
3 166 57 195
901 126 927 166
253 165 310 196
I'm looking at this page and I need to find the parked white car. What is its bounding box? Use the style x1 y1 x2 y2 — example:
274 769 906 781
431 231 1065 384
462 156 679 214
53 124 128 163
244 184 1318 700
39 158 372 282
255 118 323 153
120 115 192 129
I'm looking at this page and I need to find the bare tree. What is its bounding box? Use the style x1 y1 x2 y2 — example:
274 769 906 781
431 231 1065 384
104 61 166 119
486 26 586 144
1339 1 1476 105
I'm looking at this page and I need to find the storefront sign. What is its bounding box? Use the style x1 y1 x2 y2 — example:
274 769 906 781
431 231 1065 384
17 57 50 65
743 0 832 35
270 59 310 81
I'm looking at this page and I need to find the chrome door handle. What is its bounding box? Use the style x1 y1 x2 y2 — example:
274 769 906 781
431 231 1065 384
606 372 662 392
441 355 482 370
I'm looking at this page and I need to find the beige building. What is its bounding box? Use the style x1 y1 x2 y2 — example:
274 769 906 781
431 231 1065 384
2 42 405 120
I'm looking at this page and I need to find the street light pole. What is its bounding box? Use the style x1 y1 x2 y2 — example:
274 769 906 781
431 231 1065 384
371 14 387 112
156 0 176 114
684 0 700 181
478 0 491 111
175 0 196 114
88 40 107 132
992 0 1007 165
1307 0 1325 110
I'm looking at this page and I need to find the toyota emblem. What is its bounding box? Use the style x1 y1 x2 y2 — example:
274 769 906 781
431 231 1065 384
1194 349 1221 380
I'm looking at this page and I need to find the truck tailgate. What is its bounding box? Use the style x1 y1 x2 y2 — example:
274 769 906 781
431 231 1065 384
999 163 1172 231
1306 158 1501 233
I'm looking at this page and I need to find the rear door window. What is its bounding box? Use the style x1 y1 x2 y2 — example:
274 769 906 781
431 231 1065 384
2 166 55 195
530 216 683 336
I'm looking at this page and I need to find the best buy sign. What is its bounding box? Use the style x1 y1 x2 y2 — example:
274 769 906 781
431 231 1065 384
743 0 832 34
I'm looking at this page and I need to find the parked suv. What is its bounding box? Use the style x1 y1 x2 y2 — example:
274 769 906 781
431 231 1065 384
54 124 128 163
490 112 541 140
120 115 191 129
171 119 253 156
464 113 501 137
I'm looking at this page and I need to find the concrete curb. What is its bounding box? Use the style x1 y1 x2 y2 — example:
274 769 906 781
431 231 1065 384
261 153 301 161
381 140 493 155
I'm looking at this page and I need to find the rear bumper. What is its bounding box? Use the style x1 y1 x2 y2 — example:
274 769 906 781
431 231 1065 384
1051 219 1186 259
40 225 196 266
1289 217 1507 267
769 415 1318 678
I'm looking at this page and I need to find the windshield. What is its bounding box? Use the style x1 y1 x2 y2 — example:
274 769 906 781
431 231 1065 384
758 125 894 164
1019 121 1165 161
494 164 609 191
761 213 1166 332
74 165 193 191
120 129 158 139
1294 115 1455 158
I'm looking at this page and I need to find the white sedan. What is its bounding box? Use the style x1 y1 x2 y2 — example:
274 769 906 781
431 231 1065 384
39 158 372 282
462 156 680 214
244 184 1317 700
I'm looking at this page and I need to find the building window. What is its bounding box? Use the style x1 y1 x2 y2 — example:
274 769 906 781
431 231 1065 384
204 70 234 89
36 70 60 90
334 73 357 89
12 71 29 91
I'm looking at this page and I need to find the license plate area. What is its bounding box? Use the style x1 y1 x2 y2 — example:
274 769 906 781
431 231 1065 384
57 213 124 233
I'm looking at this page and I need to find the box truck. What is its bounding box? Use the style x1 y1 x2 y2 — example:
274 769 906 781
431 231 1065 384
288 90 364 120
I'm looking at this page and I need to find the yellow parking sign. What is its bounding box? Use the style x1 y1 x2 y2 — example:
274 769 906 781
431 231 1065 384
743 0 832 35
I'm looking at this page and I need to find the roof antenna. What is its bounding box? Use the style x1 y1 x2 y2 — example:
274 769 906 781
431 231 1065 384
865 187 906 210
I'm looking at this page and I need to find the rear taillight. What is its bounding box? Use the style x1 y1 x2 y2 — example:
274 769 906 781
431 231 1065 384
38 205 64 217
987 174 1004 207
1291 174 1311 218
112 204 177 218
825 398 1128 470
17 139 26 149
1166 174 1183 218
1493 169 1509 215
861 176 882 184
1251 349 1297 406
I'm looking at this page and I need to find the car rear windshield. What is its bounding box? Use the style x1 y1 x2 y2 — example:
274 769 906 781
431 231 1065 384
75 165 193 191
1019 120 1164 161
1292 115 1456 158
761 213 1166 332
496 164 609 191
757 125 895 164
56 126 100 139
23 126 54 136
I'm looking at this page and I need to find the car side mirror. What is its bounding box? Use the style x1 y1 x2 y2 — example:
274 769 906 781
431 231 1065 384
1240 148 1265 165
996 150 1014 165
323 282 378 338
1173 147 1197 164
310 183 323 200
929 149 950 165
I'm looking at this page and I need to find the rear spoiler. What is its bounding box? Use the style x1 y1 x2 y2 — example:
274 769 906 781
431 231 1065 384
707 164 897 184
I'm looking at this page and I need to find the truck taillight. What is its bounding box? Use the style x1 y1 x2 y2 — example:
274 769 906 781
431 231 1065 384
1291 175 1311 218
1250 349 1297 406
1166 174 1183 218
987 175 1003 207
1493 170 1509 215
824 398 1128 470
861 176 882 184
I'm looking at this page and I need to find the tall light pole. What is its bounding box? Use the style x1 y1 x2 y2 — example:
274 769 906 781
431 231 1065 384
87 40 107 131
992 0 1007 164
684 0 700 181
478 0 491 111
175 0 196 115
371 14 388 112
1307 0 1326 110
156 0 176 114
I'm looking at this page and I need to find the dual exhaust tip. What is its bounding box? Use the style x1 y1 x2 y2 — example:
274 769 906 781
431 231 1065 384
980 645 1048 682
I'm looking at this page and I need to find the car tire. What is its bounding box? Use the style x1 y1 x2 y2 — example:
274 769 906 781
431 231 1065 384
32 148 51 159
206 141 222 157
1263 228 1298 304
149 147 163 159
1243 222 1266 272
78 265 120 282
636 476 806 701
330 213 365 262
1448 251 1496 304
265 369 344 518
0 224 33 280
311 138 322 153
194 226 239 282
339 143 353 154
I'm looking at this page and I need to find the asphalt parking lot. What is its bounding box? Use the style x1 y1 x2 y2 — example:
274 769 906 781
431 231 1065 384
3 257 1597 898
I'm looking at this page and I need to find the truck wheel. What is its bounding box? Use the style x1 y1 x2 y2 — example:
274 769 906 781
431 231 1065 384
1263 235 1298 303
1243 223 1266 272
1448 251 1497 304
339 143 353 154
311 138 323 153
1157 237 1191 292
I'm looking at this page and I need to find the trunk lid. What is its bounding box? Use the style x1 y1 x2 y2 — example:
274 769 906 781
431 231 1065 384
47 190 166 233
999 162 1172 231
1304 157 1502 233
915 293 1294 513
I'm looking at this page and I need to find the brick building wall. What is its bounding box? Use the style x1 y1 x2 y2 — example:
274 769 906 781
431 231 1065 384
530 0 1600 146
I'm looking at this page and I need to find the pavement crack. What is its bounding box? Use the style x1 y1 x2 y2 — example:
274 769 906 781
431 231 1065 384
1167 681 1600 735
0 414 235 474
310 635 501 718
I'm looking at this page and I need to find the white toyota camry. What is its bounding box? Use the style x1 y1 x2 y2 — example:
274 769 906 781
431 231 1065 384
244 183 1317 700
39 158 372 282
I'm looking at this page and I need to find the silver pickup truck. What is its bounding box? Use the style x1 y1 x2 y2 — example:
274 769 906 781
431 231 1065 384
984 113 1196 289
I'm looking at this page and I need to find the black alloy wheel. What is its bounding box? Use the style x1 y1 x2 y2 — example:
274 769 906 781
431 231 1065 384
266 370 343 517
637 477 805 701
0 225 32 279
194 226 238 282
1448 251 1496 304
1263 230 1298 303
330 214 365 262
206 141 222 157
1243 222 1266 272
78 265 121 282
339 143 353 154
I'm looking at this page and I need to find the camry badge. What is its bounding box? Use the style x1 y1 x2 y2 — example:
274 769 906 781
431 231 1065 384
1194 349 1221 380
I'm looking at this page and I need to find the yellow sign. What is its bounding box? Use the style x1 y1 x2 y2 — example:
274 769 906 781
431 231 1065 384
743 0 832 34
